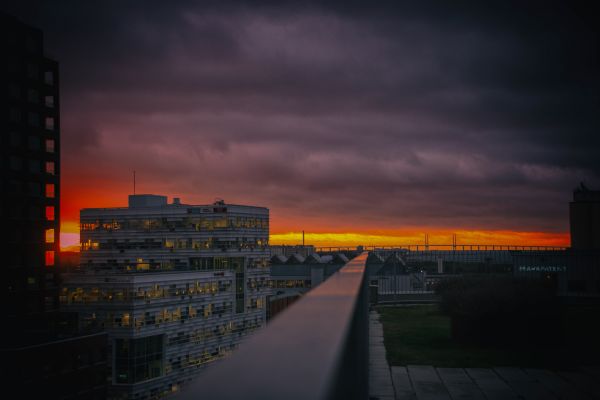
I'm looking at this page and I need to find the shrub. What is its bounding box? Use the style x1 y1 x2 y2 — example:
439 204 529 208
436 276 561 346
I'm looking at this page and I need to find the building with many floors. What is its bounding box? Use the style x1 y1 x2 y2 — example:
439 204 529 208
61 195 271 399
1 11 61 334
570 183 600 250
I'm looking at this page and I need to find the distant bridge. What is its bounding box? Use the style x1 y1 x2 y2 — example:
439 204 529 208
316 244 567 253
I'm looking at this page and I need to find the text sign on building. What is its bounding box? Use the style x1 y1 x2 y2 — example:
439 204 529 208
517 265 566 273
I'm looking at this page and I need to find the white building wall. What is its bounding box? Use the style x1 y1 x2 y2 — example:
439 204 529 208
61 198 271 399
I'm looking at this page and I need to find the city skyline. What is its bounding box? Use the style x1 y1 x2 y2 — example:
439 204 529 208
4 1 598 250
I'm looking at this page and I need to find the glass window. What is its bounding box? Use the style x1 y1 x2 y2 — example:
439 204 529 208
45 183 55 198
27 89 39 103
45 229 55 243
29 182 41 197
45 161 55 175
29 160 40 174
8 83 20 98
46 139 55 153
9 156 22 171
46 206 55 221
44 71 54 85
9 107 21 123
45 251 55 266
28 136 40 150
114 335 164 384
27 63 38 79
10 132 20 147
45 96 54 108
28 112 39 127
45 117 54 130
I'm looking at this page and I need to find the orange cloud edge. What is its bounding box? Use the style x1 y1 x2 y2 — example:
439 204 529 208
59 221 570 252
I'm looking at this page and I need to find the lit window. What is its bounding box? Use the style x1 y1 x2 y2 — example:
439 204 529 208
45 251 55 266
46 139 55 153
45 96 54 108
46 206 55 221
45 117 54 130
45 229 55 243
45 183 55 198
45 161 55 175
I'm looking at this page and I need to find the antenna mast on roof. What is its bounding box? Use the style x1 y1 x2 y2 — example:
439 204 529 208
133 170 136 195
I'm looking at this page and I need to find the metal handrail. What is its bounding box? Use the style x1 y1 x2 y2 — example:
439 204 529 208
178 252 369 400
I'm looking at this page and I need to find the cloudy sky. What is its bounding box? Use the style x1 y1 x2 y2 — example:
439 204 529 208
4 1 599 247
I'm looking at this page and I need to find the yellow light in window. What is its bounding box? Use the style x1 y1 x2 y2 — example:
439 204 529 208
45 228 55 243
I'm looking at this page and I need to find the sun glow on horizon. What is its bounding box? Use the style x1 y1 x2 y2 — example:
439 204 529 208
60 219 569 252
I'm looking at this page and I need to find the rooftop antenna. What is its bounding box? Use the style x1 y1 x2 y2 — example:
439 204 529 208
133 170 136 195
302 230 305 247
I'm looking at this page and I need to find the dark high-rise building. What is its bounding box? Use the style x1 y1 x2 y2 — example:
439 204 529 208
1 13 108 400
570 183 600 250
1 12 60 341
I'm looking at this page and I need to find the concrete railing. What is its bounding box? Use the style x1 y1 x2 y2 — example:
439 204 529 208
178 252 370 400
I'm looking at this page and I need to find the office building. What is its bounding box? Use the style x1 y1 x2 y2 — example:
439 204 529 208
61 195 271 399
570 183 600 250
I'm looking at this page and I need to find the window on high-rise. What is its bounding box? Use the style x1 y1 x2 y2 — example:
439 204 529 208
45 161 55 175
27 63 38 79
28 136 40 150
44 71 54 85
10 131 20 147
114 335 164 384
46 206 55 221
45 95 54 108
28 111 39 127
29 160 41 174
27 89 39 103
45 251 55 266
46 229 55 243
45 183 55 198
45 116 54 130
29 182 41 197
9 107 21 123
9 156 22 171
8 83 20 98
46 139 55 153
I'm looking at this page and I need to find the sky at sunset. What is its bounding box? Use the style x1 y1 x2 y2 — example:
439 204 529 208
4 1 598 250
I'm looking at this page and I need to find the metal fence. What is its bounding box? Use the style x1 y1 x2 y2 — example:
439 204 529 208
367 249 600 301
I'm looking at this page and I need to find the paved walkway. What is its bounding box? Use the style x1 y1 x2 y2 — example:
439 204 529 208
369 311 600 400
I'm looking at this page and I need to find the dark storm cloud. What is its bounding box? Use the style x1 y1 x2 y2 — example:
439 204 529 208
4 0 598 232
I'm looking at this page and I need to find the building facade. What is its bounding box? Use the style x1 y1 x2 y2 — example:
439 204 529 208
570 183 600 250
1 12 61 336
61 195 271 399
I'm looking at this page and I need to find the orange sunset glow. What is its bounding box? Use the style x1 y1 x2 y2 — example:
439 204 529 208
59 182 572 252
